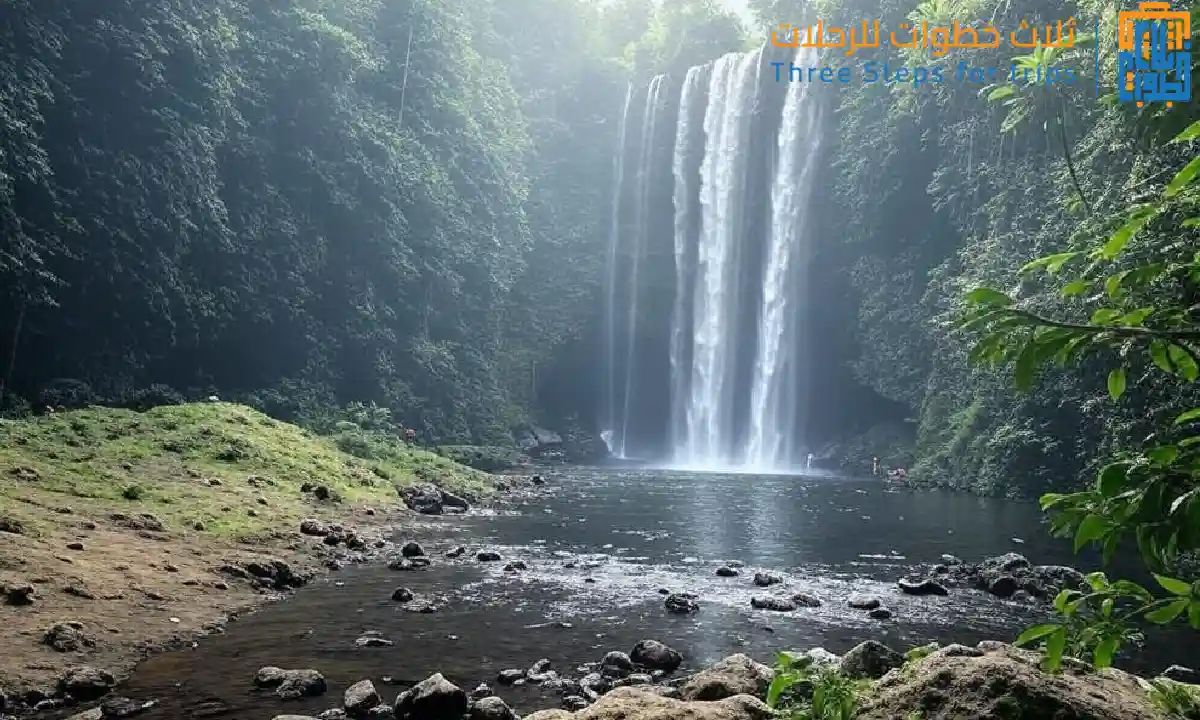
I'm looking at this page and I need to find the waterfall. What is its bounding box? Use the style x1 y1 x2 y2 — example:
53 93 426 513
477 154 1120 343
600 44 824 473
602 85 634 459
744 45 823 470
668 67 706 451
678 49 761 468
605 77 668 460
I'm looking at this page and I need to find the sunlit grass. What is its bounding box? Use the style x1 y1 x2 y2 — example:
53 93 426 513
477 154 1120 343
0 403 493 540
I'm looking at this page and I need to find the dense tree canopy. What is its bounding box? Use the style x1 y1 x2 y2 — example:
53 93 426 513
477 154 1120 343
0 0 748 443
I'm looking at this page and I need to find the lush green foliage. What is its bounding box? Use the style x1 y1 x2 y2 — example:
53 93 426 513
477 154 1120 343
766 653 864 720
960 91 1200 670
0 0 746 443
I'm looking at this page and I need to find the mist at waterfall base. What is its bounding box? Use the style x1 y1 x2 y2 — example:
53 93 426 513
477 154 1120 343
601 44 827 475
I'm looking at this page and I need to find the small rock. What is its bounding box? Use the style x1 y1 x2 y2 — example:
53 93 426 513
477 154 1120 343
401 542 424 558
476 551 502 562
840 640 904 679
343 679 381 715
630 639 682 672
59 666 116 701
66 542 85 551
868 606 894 620
99 695 156 718
753 572 783 587
4 581 36 605
0 516 26 534
44 622 95 652
503 561 528 572
750 596 797 612
391 587 414 603
446 546 466 558
898 578 949 596
600 651 635 678
467 696 516 720
469 683 493 701
562 695 589 711
791 592 822 607
679 653 773 701
393 673 466 719
355 636 394 648
277 670 327 699
715 566 739 577
847 594 881 610
496 669 525 685
300 520 328 536
664 593 699 614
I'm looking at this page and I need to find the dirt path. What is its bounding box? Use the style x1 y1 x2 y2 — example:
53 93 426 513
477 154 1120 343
0 494 417 705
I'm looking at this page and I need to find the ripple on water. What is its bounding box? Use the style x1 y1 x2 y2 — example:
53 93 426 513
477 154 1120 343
112 467 1196 720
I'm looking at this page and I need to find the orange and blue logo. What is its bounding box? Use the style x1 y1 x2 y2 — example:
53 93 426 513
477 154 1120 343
1116 1 1191 106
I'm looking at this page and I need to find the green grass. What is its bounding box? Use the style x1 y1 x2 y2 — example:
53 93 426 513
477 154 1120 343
0 402 493 540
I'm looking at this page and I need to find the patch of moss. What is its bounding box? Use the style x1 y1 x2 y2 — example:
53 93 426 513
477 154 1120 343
0 403 492 540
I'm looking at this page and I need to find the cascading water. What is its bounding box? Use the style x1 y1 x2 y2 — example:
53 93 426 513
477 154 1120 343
678 50 761 468
618 75 666 458
601 43 823 473
743 45 823 471
602 85 634 459
604 77 668 460
668 67 706 451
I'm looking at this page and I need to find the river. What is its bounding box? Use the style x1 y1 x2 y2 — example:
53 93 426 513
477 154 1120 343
109 468 1196 718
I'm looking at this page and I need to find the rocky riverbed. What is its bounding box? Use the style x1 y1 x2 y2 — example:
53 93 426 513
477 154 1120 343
4 466 1199 719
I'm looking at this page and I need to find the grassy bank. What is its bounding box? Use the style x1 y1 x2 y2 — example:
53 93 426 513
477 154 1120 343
0 402 491 539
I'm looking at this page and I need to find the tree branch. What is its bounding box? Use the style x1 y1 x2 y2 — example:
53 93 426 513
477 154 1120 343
1003 308 1200 369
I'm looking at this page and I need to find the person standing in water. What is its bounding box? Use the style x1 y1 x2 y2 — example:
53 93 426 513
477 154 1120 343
806 452 814 469
872 456 879 476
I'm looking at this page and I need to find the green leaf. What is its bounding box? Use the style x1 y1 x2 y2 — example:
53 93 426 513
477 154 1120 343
1096 462 1131 497
1104 272 1127 297
958 309 1003 331
1190 602 1200 630
1174 120 1200 142
1107 367 1126 400
1184 217 1200 228
1040 492 1069 510
1043 627 1067 672
1154 574 1192 596
1015 623 1061 646
1175 408 1200 425
1147 445 1178 466
1165 155 1200 198
1145 597 1189 623
965 287 1013 307
1053 589 1077 612
1061 279 1088 297
986 85 1016 101
1167 344 1199 381
1090 308 1120 324
1093 635 1119 669
1020 253 1078 275
1102 206 1159 259
1150 340 1174 373
1014 340 1039 390
1119 308 1153 326
1074 514 1108 551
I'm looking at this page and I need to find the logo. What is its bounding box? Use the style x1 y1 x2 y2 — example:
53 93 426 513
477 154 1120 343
1117 1 1191 106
